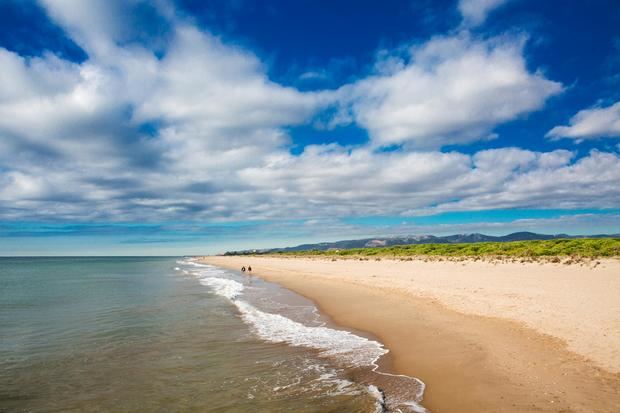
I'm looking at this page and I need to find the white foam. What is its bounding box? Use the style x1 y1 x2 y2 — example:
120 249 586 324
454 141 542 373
368 385 386 413
402 401 429 413
195 266 228 277
199 277 244 300
234 300 387 368
184 264 390 370
178 259 210 268
179 259 428 411
327 378 357 396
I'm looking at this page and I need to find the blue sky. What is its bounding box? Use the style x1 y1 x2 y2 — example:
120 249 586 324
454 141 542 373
0 0 619 255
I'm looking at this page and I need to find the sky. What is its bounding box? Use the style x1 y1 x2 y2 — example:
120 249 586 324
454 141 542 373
1 0 620 255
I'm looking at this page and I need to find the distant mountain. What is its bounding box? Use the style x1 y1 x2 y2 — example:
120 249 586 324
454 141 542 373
223 232 620 255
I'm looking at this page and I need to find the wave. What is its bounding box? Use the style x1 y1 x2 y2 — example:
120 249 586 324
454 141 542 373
235 300 387 368
198 277 244 301
178 259 427 412
181 260 387 368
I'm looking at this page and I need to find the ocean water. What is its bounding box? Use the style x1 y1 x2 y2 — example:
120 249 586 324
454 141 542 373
0 257 425 412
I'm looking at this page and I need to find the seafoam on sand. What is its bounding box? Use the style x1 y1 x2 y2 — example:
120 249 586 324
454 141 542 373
180 259 427 413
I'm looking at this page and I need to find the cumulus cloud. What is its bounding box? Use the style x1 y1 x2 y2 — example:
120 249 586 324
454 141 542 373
426 149 620 213
0 1 327 222
458 0 509 27
334 33 562 149
134 24 324 163
39 0 172 59
235 147 620 219
1 0 619 227
547 101 620 141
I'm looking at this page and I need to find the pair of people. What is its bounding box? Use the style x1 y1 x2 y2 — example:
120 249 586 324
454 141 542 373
241 266 252 273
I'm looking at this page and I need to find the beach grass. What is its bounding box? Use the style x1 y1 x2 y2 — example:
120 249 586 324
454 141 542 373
268 238 620 259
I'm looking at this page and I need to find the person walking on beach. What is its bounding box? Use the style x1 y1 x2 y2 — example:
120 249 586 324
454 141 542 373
248 266 252 273
241 266 246 272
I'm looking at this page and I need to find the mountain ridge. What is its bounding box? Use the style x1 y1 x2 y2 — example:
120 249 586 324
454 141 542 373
224 232 620 255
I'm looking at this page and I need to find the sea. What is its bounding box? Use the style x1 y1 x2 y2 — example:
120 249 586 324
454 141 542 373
0 257 426 412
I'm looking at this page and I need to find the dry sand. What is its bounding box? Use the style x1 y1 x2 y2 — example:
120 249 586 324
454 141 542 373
201 255 620 412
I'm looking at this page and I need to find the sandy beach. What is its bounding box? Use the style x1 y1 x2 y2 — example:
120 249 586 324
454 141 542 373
201 255 620 412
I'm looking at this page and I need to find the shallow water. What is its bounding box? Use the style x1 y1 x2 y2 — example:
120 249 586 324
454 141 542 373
1 257 424 412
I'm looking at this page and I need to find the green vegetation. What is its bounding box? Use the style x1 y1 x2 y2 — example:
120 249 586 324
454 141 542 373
271 238 620 259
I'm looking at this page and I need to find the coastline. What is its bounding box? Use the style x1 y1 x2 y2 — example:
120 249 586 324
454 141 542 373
201 255 620 412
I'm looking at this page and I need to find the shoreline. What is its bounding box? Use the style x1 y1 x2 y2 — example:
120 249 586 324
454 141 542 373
201 255 620 412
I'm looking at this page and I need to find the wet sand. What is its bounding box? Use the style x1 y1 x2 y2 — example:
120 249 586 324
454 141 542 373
201 255 620 412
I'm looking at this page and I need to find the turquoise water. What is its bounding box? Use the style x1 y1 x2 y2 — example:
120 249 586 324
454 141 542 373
0 257 424 412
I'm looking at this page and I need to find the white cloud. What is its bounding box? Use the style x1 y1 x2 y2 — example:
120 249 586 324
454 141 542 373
458 0 509 27
134 25 322 140
39 0 170 60
299 70 329 81
547 101 620 140
335 34 562 149
0 2 332 223
0 1 618 227
0 49 78 101
233 147 619 220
